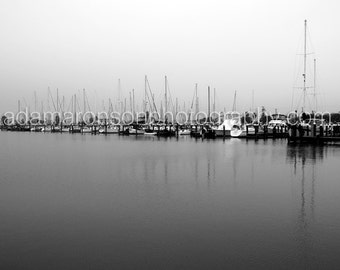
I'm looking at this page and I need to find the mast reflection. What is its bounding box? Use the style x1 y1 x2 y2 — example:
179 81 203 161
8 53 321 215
286 145 325 266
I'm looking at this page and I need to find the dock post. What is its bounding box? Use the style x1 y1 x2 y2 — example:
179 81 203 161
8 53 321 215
320 125 324 137
223 125 225 139
176 124 179 137
307 125 310 137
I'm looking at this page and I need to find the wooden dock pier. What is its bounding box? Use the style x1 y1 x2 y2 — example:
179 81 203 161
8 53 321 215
2 121 340 145
288 124 340 145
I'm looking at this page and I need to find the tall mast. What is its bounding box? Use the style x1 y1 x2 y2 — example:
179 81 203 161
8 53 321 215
252 89 254 112
165 76 167 119
195 83 198 115
144 75 147 113
117 79 121 114
41 101 44 123
314 58 317 112
213 88 216 112
129 91 132 112
165 76 167 113
303 19 307 112
83 88 86 114
132 89 135 116
34 91 37 112
47 87 50 111
232 90 237 111
72 94 75 124
175 98 178 116
57 88 59 112
208 86 210 121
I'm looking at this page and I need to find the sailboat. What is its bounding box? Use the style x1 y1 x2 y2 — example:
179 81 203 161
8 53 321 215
99 126 119 134
289 20 319 138
214 91 241 137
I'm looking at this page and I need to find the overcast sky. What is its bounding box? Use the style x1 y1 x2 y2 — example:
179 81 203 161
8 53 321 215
1 0 340 114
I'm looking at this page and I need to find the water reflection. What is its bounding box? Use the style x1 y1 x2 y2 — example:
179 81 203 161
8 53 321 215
286 145 325 165
286 145 325 267
286 146 325 221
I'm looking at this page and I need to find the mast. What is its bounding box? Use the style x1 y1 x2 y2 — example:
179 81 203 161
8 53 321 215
252 89 254 112
132 89 135 117
57 88 59 112
41 101 44 123
175 98 178 117
303 19 307 112
129 91 132 112
160 101 163 121
208 86 210 121
119 79 123 114
83 88 86 114
34 91 37 112
195 83 199 116
73 94 77 120
213 88 216 113
165 75 168 114
164 75 168 122
232 91 237 111
47 87 50 111
144 75 147 113
314 58 317 112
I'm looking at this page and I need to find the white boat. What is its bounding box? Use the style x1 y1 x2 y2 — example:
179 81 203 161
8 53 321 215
144 131 157 136
179 129 191 135
213 118 240 137
99 126 119 134
42 126 52 132
213 92 240 137
30 126 43 132
230 124 256 138
82 127 92 133
129 128 145 135
268 120 287 134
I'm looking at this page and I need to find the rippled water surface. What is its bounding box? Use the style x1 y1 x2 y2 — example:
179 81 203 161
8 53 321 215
1 132 340 269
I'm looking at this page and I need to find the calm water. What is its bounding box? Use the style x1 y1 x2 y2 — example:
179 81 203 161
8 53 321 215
1 132 340 269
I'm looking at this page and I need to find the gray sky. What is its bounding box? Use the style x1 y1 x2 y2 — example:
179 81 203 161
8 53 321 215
1 0 340 113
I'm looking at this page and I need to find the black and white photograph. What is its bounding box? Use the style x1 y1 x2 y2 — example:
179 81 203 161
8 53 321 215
1 0 340 269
